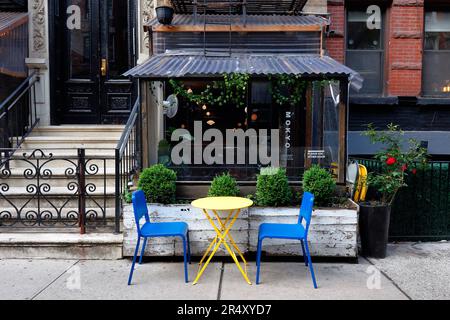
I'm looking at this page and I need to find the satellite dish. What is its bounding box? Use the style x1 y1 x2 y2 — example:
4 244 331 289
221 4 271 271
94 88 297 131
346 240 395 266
162 94 178 118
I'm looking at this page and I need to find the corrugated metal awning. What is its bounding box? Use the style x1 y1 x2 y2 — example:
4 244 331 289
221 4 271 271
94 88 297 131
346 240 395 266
0 12 28 78
169 0 308 15
147 14 328 28
124 54 363 91
0 11 27 33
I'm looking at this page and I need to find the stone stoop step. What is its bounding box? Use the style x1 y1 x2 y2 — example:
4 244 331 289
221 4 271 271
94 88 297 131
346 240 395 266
0 233 123 260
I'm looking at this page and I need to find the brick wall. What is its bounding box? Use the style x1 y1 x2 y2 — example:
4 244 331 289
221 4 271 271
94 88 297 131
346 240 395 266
326 0 345 63
388 0 424 96
326 0 425 96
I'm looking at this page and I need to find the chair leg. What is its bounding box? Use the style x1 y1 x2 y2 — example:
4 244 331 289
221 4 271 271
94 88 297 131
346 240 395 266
301 240 308 267
304 240 318 289
187 232 192 264
139 237 148 265
128 237 141 285
182 237 189 283
256 239 263 285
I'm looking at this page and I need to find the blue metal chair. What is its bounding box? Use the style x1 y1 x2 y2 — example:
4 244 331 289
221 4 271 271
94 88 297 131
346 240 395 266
128 190 191 285
256 192 318 288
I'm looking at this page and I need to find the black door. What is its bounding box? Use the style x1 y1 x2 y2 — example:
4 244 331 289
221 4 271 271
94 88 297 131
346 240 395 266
53 0 136 124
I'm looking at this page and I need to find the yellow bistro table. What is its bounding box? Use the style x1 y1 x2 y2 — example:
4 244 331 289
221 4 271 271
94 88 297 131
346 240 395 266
191 197 254 285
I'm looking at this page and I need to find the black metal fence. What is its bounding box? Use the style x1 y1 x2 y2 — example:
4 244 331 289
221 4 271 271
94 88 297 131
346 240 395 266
0 97 142 234
354 158 450 241
0 148 116 233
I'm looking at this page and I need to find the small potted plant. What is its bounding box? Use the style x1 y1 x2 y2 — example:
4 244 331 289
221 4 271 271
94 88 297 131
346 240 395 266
155 0 174 25
359 124 427 258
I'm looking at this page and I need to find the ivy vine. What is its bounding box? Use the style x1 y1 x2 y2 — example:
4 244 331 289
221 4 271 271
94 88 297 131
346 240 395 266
169 74 333 108
169 73 250 108
269 75 307 106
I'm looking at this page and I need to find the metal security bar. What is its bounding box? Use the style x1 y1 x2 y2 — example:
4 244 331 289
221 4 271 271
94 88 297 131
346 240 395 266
353 157 450 241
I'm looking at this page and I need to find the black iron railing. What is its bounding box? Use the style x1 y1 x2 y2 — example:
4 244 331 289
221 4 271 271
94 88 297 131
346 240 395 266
0 148 115 233
352 157 450 241
115 97 142 233
0 72 40 165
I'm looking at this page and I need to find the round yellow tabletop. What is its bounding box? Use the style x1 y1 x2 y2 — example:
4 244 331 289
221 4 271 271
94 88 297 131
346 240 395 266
191 197 254 211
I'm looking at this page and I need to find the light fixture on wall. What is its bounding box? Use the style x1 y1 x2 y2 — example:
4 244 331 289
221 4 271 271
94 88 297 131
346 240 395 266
207 120 216 126
442 83 450 93
202 104 208 110
162 94 179 118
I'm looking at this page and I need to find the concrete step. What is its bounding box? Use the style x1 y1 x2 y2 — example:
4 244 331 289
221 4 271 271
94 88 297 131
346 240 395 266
0 233 123 259
33 125 125 137
21 136 119 149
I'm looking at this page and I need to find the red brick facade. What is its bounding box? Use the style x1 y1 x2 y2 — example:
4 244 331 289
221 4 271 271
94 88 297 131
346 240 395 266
326 0 345 63
326 0 425 97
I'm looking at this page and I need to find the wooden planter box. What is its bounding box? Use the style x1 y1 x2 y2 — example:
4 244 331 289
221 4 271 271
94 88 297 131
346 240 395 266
123 202 359 258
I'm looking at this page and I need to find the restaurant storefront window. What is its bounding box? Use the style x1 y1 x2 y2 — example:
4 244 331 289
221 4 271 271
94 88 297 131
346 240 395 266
157 78 342 182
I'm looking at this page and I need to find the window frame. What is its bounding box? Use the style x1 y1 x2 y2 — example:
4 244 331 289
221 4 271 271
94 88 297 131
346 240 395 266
422 7 450 98
345 5 386 97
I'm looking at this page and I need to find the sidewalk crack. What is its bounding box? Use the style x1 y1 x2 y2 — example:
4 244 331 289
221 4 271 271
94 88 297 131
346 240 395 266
363 257 412 300
30 260 80 300
216 262 225 301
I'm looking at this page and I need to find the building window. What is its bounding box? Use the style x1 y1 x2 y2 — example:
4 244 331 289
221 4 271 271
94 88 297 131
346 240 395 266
423 11 450 97
346 9 384 95
161 80 308 182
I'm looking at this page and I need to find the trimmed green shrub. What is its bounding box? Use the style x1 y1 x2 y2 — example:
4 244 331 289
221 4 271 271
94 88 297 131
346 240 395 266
302 165 336 207
208 173 240 197
138 164 177 204
256 167 292 206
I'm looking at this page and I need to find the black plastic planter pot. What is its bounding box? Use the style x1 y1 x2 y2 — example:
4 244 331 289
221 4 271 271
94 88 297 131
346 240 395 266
359 204 391 258
156 6 174 25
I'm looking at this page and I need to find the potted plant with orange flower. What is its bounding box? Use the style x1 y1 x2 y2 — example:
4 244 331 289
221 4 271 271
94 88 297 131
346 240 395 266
359 124 427 258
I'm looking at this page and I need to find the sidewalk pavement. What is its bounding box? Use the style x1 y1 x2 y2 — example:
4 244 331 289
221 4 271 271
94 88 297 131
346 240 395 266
0 242 448 300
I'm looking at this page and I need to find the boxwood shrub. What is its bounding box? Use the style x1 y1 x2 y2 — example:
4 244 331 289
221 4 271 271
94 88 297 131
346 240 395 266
256 167 292 206
138 164 177 204
208 172 240 197
302 165 336 207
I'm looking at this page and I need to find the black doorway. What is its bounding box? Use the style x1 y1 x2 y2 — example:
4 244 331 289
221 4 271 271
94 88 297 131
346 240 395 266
50 0 137 124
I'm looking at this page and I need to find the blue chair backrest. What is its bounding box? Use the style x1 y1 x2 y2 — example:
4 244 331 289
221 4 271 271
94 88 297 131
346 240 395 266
298 192 315 233
132 190 150 235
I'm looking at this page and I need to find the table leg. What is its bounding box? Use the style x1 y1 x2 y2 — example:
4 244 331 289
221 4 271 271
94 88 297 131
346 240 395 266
199 236 217 267
193 208 251 285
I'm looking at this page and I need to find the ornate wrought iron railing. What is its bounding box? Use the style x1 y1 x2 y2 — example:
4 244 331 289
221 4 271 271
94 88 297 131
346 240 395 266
0 72 40 166
0 97 142 234
115 97 142 233
0 148 116 234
